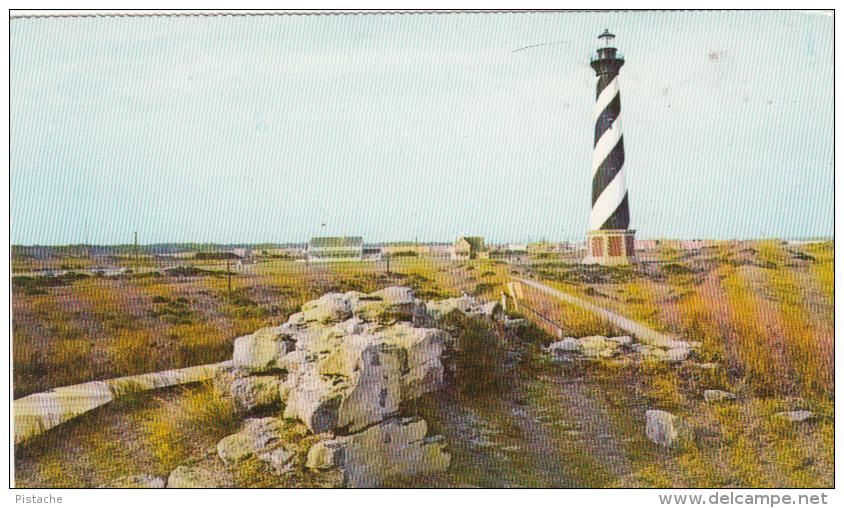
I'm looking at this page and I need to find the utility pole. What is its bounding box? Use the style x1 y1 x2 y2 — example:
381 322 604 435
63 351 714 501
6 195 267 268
134 231 139 273
226 258 232 300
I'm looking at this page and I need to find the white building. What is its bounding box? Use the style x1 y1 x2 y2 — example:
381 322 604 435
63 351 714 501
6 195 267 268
307 237 364 262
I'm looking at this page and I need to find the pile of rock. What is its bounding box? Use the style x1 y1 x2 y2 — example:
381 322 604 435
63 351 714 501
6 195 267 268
547 335 700 363
211 287 501 488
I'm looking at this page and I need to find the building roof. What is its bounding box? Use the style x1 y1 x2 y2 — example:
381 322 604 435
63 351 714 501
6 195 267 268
456 236 486 250
309 236 363 248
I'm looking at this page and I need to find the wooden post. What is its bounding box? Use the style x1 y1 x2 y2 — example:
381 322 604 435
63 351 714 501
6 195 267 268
134 231 139 273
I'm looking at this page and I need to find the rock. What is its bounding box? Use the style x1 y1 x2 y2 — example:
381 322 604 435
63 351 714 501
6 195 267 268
343 417 451 488
330 316 367 337
774 410 814 422
347 287 419 324
579 335 618 358
665 347 691 362
166 466 218 488
663 340 693 350
233 327 295 373
412 299 432 327
301 294 353 323
502 318 529 329
636 345 668 361
608 335 634 346
277 350 310 372
230 375 287 412
548 338 580 355
285 322 447 433
425 295 484 320
698 362 720 370
217 417 282 465
211 363 241 397
481 301 504 321
257 446 297 475
337 344 403 433
373 286 415 305
315 469 346 488
100 474 165 488
306 439 346 470
645 410 694 448
703 390 737 403
283 369 347 433
377 323 446 399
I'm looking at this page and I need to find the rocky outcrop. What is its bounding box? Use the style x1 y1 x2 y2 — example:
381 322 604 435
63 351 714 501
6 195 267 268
645 410 694 448
546 335 699 364
212 287 467 487
99 474 165 488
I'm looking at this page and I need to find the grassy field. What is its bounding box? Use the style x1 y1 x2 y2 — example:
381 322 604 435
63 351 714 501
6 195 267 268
12 241 834 487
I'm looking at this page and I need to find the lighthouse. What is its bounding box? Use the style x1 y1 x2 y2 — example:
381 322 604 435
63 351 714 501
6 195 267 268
582 30 636 266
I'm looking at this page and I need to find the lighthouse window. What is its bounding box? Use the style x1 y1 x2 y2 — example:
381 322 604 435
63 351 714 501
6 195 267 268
592 237 603 257
608 236 622 256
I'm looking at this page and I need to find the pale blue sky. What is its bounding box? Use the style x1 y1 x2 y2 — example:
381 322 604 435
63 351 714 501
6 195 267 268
10 11 833 245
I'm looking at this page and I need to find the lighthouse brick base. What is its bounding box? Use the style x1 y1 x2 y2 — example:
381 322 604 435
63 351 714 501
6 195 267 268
582 229 636 266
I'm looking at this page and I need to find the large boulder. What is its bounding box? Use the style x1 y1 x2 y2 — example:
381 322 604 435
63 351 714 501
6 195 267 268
282 320 448 434
342 417 451 488
166 466 219 488
233 327 295 373
645 410 694 448
100 474 165 488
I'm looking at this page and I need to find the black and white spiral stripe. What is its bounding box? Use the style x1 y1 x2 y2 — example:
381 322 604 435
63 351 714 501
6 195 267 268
590 72 630 231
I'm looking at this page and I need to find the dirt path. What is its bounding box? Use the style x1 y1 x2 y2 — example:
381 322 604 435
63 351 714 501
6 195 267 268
408 374 645 488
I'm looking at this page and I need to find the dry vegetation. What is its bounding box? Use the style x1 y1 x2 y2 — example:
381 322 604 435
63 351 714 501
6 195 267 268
518 240 834 487
12 241 834 488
